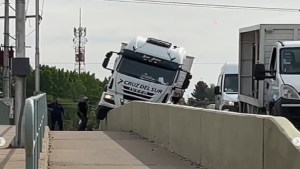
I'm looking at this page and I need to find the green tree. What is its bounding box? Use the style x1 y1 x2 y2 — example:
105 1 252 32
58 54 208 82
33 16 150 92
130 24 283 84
191 81 208 101
189 81 215 107
205 84 215 101
26 65 108 130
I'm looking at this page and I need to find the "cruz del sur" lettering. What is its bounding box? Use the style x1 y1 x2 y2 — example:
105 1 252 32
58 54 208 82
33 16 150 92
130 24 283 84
124 81 162 94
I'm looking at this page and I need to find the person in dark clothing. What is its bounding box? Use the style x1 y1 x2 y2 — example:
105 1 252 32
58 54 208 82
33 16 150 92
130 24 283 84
48 98 65 131
77 96 89 131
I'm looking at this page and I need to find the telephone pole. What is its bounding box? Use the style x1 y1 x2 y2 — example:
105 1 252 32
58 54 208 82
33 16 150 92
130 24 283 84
34 0 40 95
73 8 87 74
14 0 26 147
3 0 10 98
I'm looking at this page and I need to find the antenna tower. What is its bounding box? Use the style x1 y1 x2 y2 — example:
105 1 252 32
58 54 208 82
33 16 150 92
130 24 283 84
73 8 87 74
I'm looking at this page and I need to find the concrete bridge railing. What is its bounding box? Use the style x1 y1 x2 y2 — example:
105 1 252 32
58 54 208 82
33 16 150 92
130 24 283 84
101 101 300 169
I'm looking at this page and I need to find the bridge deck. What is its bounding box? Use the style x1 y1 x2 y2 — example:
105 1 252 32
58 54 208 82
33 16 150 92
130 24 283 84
48 131 204 169
0 125 48 169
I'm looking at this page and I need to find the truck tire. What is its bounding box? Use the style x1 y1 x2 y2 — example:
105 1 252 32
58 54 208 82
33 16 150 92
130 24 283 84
96 106 112 120
171 97 180 104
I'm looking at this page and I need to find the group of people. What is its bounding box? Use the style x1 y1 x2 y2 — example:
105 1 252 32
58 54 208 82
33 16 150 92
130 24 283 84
47 96 89 131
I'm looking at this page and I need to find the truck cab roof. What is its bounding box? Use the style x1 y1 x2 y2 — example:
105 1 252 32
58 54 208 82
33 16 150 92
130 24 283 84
124 36 187 64
277 41 300 48
220 63 238 74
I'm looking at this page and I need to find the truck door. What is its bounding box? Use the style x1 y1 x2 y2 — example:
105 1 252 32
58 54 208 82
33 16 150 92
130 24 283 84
215 74 223 109
267 47 279 112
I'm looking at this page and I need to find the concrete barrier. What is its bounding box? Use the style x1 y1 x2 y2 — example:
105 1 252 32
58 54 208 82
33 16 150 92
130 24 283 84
104 103 132 131
200 110 263 169
104 101 300 169
148 103 170 147
263 117 300 169
132 102 150 138
169 105 201 163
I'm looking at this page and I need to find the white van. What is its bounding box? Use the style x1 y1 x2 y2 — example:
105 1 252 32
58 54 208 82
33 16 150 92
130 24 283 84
214 63 239 111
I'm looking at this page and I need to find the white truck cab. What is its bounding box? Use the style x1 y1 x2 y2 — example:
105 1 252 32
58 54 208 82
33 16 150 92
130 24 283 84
96 36 194 120
214 63 239 111
254 41 300 125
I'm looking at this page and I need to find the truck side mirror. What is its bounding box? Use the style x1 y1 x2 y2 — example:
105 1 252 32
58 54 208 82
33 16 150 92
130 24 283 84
102 57 110 69
105 51 113 58
214 86 221 95
181 73 192 89
186 73 192 80
102 51 115 70
182 80 190 90
253 64 266 80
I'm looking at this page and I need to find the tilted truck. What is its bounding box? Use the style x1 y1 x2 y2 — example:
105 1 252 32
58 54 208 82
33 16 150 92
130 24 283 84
239 24 300 126
96 36 194 120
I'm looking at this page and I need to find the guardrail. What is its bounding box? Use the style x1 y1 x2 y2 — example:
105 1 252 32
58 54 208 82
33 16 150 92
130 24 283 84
24 93 48 169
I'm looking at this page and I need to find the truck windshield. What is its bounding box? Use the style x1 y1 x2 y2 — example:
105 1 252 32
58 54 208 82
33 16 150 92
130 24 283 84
117 57 177 85
280 48 300 74
223 74 238 93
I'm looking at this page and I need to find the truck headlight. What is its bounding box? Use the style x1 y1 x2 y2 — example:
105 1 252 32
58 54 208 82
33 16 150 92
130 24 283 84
104 93 114 100
281 85 300 100
223 100 235 106
103 93 115 104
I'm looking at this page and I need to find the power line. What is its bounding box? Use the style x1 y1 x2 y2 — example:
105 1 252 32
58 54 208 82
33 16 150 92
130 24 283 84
104 0 300 12
32 62 225 65
10 29 36 45
7 0 45 45
25 0 30 17
41 0 45 17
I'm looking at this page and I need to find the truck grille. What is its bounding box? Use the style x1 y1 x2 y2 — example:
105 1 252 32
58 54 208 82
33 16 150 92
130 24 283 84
123 94 145 101
123 86 154 100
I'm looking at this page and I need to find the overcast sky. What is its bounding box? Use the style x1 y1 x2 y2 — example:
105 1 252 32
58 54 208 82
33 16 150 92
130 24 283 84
1 0 300 98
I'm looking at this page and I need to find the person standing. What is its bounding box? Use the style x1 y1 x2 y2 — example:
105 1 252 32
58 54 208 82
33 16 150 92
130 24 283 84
77 96 89 131
48 97 65 131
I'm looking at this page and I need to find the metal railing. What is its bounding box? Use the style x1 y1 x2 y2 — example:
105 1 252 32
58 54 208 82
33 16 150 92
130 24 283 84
24 93 48 169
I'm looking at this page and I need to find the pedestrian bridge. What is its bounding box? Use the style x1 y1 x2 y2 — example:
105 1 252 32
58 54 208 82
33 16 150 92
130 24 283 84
1 101 300 169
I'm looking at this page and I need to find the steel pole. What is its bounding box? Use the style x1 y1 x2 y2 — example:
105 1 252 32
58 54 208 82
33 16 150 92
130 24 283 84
3 0 10 98
34 0 40 94
14 0 26 147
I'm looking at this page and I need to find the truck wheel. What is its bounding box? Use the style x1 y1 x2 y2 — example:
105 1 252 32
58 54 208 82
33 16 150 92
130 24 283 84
96 106 111 120
171 97 180 104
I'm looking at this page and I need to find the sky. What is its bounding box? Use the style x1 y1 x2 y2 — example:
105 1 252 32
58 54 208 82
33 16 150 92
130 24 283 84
1 0 300 98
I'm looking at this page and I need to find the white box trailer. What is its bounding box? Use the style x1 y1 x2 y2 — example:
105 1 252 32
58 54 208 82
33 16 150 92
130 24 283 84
239 24 300 117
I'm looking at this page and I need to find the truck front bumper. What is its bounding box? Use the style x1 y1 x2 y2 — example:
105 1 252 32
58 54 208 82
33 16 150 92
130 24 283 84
273 98 300 127
221 102 239 112
96 92 117 120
